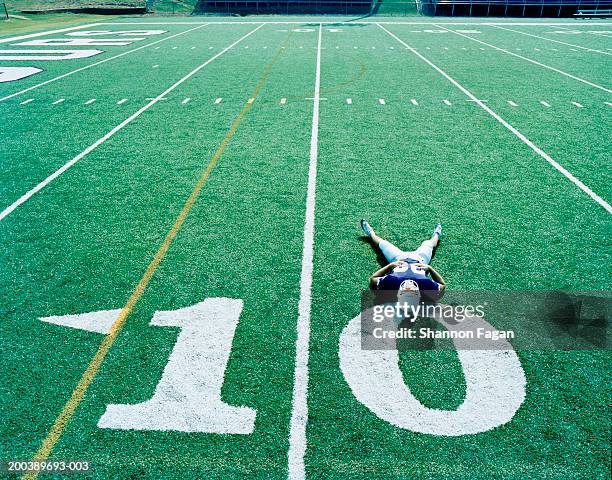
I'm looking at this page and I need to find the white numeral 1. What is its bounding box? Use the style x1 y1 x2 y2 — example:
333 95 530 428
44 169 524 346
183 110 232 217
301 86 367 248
98 298 256 434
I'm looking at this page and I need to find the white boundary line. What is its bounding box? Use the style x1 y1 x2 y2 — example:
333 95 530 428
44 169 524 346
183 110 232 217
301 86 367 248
288 22 322 480
491 25 612 55
0 24 210 102
100 21 612 26
0 24 264 222
0 23 102 44
432 24 612 94
378 23 611 214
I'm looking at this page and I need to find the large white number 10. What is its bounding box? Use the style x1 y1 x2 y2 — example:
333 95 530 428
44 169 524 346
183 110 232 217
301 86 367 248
42 298 525 436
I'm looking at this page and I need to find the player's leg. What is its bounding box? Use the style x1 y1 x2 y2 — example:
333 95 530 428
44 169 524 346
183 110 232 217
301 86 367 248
360 219 406 263
405 224 442 265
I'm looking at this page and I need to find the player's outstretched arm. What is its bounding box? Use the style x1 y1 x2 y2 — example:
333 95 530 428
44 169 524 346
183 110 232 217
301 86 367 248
426 265 446 299
426 265 446 286
369 261 403 288
415 263 447 298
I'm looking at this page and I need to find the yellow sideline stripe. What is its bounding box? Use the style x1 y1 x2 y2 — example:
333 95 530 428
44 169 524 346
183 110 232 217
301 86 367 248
23 31 292 480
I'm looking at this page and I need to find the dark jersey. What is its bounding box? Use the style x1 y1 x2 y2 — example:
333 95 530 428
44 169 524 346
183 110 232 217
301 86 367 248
376 263 441 301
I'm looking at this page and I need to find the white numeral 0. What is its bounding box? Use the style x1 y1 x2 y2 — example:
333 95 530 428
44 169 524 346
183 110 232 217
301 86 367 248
339 307 526 436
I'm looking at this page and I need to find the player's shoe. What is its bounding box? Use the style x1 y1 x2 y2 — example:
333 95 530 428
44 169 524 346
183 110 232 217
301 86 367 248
361 219 374 237
433 223 442 237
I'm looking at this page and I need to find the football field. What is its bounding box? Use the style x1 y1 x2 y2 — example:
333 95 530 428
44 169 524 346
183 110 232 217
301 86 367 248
0 17 610 479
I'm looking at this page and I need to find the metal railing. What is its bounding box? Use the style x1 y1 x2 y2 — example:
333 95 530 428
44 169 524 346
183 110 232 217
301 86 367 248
193 0 373 14
192 0 610 15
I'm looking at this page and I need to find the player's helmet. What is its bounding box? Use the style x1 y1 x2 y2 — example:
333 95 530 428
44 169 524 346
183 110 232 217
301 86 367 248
397 279 420 308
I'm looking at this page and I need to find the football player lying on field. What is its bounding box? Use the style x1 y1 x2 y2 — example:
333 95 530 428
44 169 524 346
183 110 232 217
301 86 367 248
361 219 446 307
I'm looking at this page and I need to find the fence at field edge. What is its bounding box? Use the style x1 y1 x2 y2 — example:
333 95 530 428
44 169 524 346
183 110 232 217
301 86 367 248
193 0 374 15
420 0 612 16
192 0 611 15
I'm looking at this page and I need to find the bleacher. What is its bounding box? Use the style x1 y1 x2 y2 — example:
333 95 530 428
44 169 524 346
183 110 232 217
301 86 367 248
420 0 612 16
574 7 612 16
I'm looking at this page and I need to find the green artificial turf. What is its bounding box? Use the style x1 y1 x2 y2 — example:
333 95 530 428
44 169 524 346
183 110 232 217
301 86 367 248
0 17 610 479
5 0 142 10
0 13 116 37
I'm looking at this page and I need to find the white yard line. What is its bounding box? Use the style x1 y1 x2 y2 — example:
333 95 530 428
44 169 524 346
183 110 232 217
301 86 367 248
19 98 34 105
379 98 386 104
410 98 418 105
432 24 612 94
182 97 191 104
51 98 65 105
0 24 209 102
540 100 551 107
554 24 612 39
288 22 322 480
215 97 222 104
507 100 518 106
591 32 612 39
443 99 452 105
0 23 102 44
0 24 264 222
85 98 97 105
378 23 611 215
491 25 612 55
117 98 128 105
280 97 287 104
346 98 352 104
571 101 584 108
